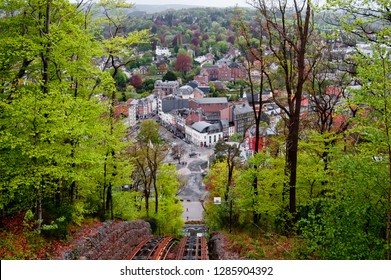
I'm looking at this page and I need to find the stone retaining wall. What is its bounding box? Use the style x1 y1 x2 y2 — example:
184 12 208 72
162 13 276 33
58 220 152 260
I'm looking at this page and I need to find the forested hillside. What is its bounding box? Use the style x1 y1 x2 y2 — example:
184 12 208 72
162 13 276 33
0 0 183 259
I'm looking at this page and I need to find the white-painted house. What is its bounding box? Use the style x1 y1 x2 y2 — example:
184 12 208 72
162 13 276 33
160 110 176 127
127 99 138 127
156 46 171 57
185 121 223 147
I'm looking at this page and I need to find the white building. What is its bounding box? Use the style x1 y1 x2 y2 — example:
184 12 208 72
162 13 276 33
127 99 138 127
154 80 180 96
185 121 223 147
160 110 176 127
156 46 171 57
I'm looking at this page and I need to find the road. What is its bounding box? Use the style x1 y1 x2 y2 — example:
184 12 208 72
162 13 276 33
159 126 213 222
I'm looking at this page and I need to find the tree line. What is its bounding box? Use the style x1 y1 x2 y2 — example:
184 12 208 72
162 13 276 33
0 0 182 237
205 0 391 259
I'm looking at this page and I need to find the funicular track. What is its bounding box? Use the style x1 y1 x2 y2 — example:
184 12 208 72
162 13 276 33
176 236 209 260
129 223 209 260
129 237 177 260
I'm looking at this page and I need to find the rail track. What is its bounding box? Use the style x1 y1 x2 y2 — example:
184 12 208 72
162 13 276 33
129 236 208 260
129 237 177 260
176 236 209 260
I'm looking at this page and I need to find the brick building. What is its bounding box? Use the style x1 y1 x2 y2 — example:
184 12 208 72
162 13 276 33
188 97 229 121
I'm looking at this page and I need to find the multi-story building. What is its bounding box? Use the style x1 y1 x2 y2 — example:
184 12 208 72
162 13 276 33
221 102 254 135
199 62 247 82
229 62 247 81
188 97 228 121
233 103 254 135
218 64 231 81
127 98 138 127
159 96 189 126
185 121 223 147
154 80 180 96
137 94 158 119
194 74 209 86
175 85 194 99
200 66 219 81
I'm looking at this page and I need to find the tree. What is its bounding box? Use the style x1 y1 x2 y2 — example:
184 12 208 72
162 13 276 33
155 164 184 235
0 0 129 230
96 0 149 219
175 53 192 78
327 0 391 260
130 120 168 217
171 143 186 164
130 74 143 90
326 0 391 47
139 52 153 66
233 8 268 224
236 152 286 232
227 35 236 45
304 50 356 172
191 37 200 47
162 70 177 82
147 65 158 76
350 47 391 260
298 150 388 259
142 78 156 92
114 69 129 91
204 161 233 231
212 139 244 232
248 0 316 222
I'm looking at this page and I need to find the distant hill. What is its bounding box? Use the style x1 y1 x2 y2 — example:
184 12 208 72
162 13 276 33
134 4 201 14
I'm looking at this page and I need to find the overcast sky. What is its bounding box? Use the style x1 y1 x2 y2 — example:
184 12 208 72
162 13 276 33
133 0 251 8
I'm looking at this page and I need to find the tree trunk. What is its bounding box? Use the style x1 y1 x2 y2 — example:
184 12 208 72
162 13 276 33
102 156 108 218
36 184 43 230
286 122 298 215
40 0 52 95
153 178 158 214
106 183 113 220
145 190 150 218
387 142 391 260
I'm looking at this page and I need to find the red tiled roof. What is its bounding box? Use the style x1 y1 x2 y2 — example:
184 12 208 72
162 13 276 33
301 97 309 107
325 86 342 96
114 105 129 118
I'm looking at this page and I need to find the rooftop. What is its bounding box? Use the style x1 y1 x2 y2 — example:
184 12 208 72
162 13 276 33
192 97 228 104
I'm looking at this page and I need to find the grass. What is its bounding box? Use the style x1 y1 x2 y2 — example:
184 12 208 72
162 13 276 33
224 230 310 260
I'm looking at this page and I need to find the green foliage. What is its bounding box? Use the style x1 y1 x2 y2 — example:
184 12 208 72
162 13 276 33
298 150 388 259
136 119 162 144
113 190 142 221
204 161 231 230
238 153 286 230
0 0 142 236
141 78 156 92
153 164 184 236
162 70 178 82
113 69 129 91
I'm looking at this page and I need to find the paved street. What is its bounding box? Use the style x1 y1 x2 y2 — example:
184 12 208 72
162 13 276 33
159 126 212 222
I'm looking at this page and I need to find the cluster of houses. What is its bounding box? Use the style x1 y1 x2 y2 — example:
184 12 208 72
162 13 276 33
111 43 281 152
113 74 284 154
133 44 250 83
113 38 360 153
